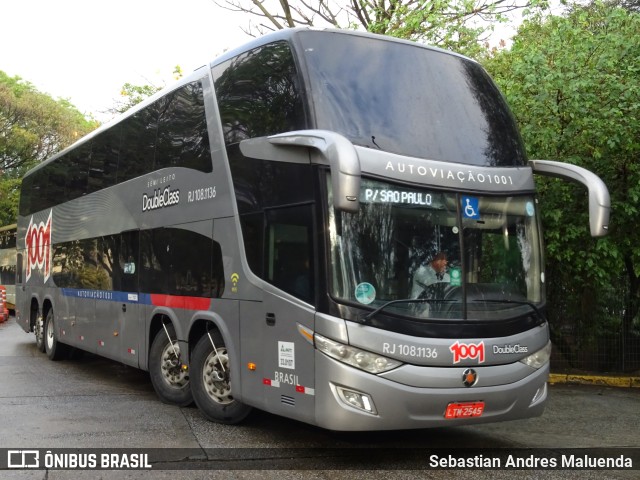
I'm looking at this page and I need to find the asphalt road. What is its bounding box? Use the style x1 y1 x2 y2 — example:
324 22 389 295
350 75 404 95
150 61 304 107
0 316 638 479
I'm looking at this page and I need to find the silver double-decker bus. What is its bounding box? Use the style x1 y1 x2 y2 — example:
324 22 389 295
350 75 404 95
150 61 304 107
16 29 609 430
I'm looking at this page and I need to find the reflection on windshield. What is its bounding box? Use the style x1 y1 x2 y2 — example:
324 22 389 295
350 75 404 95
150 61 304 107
299 31 527 167
328 177 544 322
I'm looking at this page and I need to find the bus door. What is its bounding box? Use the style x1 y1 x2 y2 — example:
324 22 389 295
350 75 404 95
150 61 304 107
242 205 317 423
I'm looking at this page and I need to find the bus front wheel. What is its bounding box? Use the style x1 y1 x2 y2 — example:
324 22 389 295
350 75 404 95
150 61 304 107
44 310 68 361
149 324 193 407
191 330 251 424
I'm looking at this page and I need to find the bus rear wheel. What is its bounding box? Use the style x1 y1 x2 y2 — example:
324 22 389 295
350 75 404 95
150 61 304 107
149 324 193 407
35 311 46 353
44 309 68 361
191 330 251 424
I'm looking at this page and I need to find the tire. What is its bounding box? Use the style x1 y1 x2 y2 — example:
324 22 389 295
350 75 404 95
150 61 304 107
44 309 68 361
149 323 193 407
191 330 252 424
34 310 46 353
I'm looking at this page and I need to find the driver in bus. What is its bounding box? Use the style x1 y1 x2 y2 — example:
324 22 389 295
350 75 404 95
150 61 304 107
410 252 450 299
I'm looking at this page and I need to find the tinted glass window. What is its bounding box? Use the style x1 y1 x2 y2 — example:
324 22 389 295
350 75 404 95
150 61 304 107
213 41 306 144
51 238 112 289
52 234 138 291
140 228 224 298
156 82 212 172
237 204 314 302
265 205 314 302
20 79 210 216
19 173 35 216
299 31 527 167
64 143 91 199
97 231 139 292
227 146 314 214
89 127 120 194
30 167 52 214
46 157 68 210
118 105 159 182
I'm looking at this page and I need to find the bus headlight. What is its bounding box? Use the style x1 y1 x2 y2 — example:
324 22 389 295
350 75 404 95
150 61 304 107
315 334 402 374
520 341 552 369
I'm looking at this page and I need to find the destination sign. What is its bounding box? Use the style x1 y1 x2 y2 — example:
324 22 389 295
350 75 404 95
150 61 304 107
361 188 444 207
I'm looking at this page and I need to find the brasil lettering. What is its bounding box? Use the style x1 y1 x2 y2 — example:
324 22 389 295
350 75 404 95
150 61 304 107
142 186 180 212
25 211 52 282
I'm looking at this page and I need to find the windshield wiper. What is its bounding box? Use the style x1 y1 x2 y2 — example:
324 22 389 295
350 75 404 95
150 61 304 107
359 298 543 324
360 298 455 323
472 299 543 319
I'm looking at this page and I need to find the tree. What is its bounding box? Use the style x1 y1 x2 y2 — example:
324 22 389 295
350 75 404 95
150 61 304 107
213 0 548 57
484 2 640 370
0 71 97 173
0 71 98 225
111 65 184 114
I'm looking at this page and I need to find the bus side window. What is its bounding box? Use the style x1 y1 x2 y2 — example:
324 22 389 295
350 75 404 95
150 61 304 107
213 41 306 145
65 143 91 200
155 81 212 173
88 127 120 194
265 205 314 303
139 227 222 298
118 105 159 183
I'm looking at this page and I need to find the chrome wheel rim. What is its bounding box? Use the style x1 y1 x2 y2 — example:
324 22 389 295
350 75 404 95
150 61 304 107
35 314 44 346
45 317 54 351
160 341 188 388
202 348 232 404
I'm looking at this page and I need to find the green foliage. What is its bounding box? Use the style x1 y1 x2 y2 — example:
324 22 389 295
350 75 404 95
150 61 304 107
112 65 184 114
0 71 97 173
484 2 640 367
113 83 162 114
0 71 98 225
0 177 20 226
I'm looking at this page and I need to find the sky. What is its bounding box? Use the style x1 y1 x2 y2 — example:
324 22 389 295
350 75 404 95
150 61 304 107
0 0 251 120
1 0 555 123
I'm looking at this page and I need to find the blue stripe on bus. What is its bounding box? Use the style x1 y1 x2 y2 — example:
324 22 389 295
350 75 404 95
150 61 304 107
60 289 212 311
61 288 145 303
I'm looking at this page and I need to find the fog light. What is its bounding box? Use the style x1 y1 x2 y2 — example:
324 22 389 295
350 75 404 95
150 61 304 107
336 386 377 415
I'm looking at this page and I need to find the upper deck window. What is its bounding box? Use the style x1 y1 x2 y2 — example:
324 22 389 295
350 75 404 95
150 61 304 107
212 41 307 145
19 80 211 217
298 31 527 167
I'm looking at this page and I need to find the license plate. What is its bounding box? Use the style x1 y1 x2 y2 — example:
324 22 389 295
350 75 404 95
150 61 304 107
444 401 485 419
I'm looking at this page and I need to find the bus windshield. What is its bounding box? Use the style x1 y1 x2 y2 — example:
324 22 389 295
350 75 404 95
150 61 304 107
299 30 527 167
327 178 544 323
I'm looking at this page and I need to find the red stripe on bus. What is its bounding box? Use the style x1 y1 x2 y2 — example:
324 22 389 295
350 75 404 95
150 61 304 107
150 294 211 311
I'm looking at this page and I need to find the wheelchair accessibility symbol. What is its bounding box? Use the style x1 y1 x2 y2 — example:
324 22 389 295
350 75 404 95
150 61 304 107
462 196 480 219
